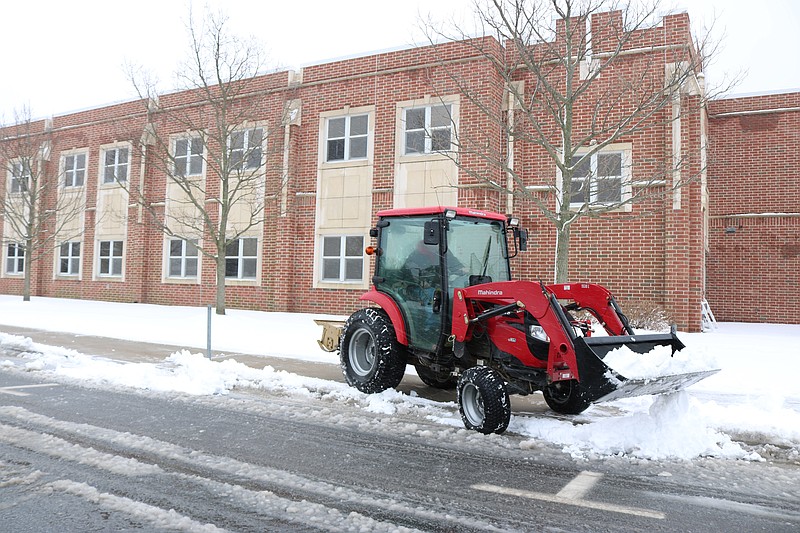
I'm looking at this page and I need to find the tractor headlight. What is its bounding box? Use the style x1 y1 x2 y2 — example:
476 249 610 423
529 325 550 343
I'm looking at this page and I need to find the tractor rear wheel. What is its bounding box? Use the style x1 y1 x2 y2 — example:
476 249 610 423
543 379 592 415
414 363 456 389
340 308 407 394
457 366 511 434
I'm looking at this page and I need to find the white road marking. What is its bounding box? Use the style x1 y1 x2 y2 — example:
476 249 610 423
557 470 603 500
472 471 666 520
0 383 60 396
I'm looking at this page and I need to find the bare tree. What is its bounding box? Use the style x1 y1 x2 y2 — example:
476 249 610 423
426 0 732 282
125 9 294 314
0 107 85 301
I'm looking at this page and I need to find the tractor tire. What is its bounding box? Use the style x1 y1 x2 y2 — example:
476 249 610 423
457 366 511 434
340 308 407 394
414 363 457 389
543 379 592 415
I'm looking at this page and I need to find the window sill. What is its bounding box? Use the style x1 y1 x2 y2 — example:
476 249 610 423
397 151 453 164
164 277 200 285
315 280 368 291
320 158 371 169
224 278 260 287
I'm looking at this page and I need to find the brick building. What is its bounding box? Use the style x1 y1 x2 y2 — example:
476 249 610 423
1 11 797 330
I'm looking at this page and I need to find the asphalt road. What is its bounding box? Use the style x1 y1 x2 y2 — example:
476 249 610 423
1 329 799 532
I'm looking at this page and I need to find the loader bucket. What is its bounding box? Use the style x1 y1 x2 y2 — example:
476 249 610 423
571 333 720 404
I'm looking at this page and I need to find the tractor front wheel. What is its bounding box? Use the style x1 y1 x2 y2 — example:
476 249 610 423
457 366 510 434
340 308 407 394
543 379 592 415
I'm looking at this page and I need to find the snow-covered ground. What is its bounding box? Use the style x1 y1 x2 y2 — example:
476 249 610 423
1 295 798 463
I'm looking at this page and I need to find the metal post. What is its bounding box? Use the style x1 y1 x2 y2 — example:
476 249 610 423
206 304 212 359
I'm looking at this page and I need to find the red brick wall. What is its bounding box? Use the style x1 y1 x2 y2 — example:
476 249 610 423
707 93 800 324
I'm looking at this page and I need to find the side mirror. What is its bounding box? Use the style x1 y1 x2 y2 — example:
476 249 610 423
518 229 528 251
423 220 440 245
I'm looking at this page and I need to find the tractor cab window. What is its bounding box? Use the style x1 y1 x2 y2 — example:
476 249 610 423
445 217 510 290
376 216 443 352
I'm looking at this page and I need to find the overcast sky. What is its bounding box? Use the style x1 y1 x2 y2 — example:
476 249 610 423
2 0 799 122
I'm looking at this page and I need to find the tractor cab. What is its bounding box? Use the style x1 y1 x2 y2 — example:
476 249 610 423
369 207 525 355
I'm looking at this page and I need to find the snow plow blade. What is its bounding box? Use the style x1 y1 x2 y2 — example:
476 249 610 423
571 333 719 404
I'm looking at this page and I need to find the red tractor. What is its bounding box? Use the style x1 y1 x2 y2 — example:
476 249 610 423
333 206 716 434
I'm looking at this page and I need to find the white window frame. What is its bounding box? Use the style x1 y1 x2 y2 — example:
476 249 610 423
403 103 454 155
174 137 204 177
97 240 124 277
564 146 632 211
5 242 25 275
325 114 369 162
229 128 264 171
320 235 364 283
102 146 129 184
59 241 81 276
63 153 86 187
9 161 29 193
225 237 258 280
167 238 199 279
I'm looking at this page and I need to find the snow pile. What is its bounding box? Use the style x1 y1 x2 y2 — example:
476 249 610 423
602 344 718 379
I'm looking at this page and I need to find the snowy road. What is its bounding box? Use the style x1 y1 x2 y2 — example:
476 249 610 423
2 369 799 532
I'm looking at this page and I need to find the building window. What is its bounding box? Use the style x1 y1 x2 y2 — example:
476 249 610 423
64 153 86 187
10 162 29 193
225 238 257 279
98 240 123 276
569 151 624 206
103 147 129 184
326 114 368 162
59 242 81 275
230 128 263 171
168 239 199 278
174 138 203 177
5 243 25 274
404 104 452 155
321 235 363 282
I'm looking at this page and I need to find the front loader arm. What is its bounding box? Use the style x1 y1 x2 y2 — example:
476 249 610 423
546 283 634 336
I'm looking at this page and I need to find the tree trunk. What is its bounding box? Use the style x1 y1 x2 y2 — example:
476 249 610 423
215 252 226 315
553 222 571 284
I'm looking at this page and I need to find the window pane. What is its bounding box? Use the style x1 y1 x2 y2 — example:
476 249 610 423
327 139 345 161
571 156 592 177
322 258 340 280
405 108 425 130
242 238 257 256
176 139 188 155
226 241 239 256
231 131 244 150
170 240 182 256
75 168 84 186
169 258 182 277
405 131 425 154
242 258 257 278
189 154 203 175
225 258 238 277
105 150 116 166
112 258 122 275
349 137 367 159
118 148 128 164
345 236 363 256
350 115 368 136
113 241 123 255
186 258 198 277
430 105 451 127
70 258 79 274
100 258 110 274
598 153 622 176
60 258 69 273
323 236 340 256
100 241 110 255
597 178 622 202
431 128 451 151
246 145 262 169
191 137 203 155
344 258 363 280
72 242 81 255
175 158 187 176
327 117 345 138
186 241 198 256
60 242 69 256
570 179 588 204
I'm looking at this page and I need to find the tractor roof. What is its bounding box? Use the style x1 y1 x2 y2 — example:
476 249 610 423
376 206 508 222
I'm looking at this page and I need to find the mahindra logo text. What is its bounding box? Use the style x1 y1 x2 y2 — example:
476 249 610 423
477 289 503 296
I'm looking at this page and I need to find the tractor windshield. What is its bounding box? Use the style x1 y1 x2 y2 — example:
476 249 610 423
445 217 511 290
